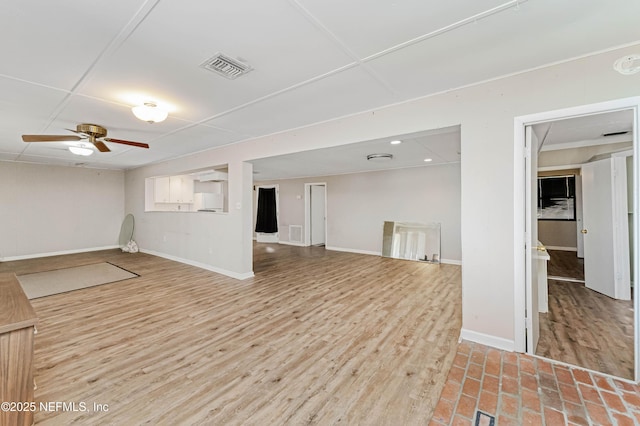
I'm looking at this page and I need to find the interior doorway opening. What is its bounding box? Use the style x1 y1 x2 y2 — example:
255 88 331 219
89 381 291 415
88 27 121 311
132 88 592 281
514 97 640 382
305 183 327 247
255 184 280 243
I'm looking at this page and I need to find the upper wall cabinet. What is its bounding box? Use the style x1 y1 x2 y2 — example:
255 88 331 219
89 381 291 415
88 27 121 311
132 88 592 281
154 176 170 203
145 166 228 213
154 175 194 204
170 175 194 204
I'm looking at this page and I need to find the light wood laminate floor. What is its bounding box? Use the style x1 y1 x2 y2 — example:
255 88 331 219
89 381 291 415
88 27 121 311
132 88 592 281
0 244 461 425
536 251 634 380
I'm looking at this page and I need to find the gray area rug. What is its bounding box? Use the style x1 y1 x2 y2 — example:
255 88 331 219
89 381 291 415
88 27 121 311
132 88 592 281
18 262 138 299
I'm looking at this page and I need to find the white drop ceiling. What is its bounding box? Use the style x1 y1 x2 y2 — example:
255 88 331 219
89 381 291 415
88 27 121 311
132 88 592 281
1 0 639 175
536 109 634 169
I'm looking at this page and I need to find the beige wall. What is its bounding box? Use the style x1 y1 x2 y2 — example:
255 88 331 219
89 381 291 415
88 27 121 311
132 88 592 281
0 161 124 259
538 221 577 250
256 163 462 262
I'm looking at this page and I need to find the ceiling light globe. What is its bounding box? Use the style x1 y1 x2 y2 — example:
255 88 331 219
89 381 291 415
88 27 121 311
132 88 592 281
69 146 94 156
132 102 168 123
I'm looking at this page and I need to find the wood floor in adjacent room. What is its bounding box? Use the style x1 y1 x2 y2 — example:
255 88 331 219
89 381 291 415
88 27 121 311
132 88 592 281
0 244 462 425
536 250 634 380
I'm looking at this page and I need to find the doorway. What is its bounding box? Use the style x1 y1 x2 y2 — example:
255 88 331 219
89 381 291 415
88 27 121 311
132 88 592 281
255 184 279 243
514 97 640 382
305 183 327 247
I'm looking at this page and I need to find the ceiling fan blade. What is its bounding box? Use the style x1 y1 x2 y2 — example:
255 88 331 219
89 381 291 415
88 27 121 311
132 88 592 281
22 135 83 142
93 141 111 152
104 138 149 149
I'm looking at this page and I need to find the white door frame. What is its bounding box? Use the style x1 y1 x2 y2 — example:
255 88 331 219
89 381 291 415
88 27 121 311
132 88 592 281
513 97 640 382
304 182 327 246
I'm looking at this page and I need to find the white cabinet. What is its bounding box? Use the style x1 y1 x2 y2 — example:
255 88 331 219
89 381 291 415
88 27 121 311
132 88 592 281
170 176 194 203
154 175 194 203
536 242 550 313
145 168 228 213
154 176 171 203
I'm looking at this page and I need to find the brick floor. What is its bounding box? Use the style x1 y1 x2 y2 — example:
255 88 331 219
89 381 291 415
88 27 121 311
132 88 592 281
431 341 640 426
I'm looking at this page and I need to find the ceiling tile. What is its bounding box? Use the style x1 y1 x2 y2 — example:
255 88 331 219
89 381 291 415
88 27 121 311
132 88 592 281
296 0 509 58
78 0 355 123
366 0 640 97
0 0 148 88
150 124 249 156
206 65 398 137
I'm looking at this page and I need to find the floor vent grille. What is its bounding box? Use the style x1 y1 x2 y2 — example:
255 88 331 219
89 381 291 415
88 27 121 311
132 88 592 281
200 53 252 80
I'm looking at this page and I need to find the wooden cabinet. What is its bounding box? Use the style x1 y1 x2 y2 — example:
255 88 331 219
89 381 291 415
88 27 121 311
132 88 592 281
0 273 38 426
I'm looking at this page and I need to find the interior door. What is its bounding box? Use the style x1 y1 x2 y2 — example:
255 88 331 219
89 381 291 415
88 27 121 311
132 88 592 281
525 126 540 354
310 184 326 245
581 157 631 299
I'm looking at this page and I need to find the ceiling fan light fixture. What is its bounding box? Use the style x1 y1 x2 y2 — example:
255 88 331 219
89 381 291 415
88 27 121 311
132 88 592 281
132 102 168 123
68 146 93 156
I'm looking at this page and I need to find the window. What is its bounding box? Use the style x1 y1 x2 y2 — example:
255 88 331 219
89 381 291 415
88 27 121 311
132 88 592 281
538 175 576 221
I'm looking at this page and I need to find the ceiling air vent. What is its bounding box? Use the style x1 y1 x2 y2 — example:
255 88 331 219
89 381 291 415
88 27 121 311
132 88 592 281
200 53 252 80
602 131 629 137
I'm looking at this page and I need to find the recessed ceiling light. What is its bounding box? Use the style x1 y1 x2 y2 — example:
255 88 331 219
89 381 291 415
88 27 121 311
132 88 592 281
613 54 640 75
367 153 393 162
390 140 402 145
424 158 433 162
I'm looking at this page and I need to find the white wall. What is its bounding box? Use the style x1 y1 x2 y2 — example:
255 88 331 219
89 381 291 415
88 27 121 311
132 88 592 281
256 164 461 262
0 161 124 260
125 160 254 280
124 43 640 348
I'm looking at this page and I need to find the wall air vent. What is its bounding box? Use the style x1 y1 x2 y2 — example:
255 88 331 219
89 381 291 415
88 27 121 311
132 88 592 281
200 53 252 80
289 225 303 244
602 131 629 137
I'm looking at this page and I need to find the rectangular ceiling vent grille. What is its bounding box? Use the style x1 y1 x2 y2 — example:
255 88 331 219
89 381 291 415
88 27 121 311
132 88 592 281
200 53 252 80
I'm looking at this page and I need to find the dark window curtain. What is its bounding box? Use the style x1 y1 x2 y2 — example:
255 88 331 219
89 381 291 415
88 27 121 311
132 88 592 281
255 187 278 233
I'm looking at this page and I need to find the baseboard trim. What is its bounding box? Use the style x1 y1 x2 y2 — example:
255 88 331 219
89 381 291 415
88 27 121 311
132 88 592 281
325 246 462 265
545 246 577 252
140 249 254 280
278 240 306 247
325 246 381 256
1 245 120 262
256 233 279 243
460 328 515 352
548 275 585 283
